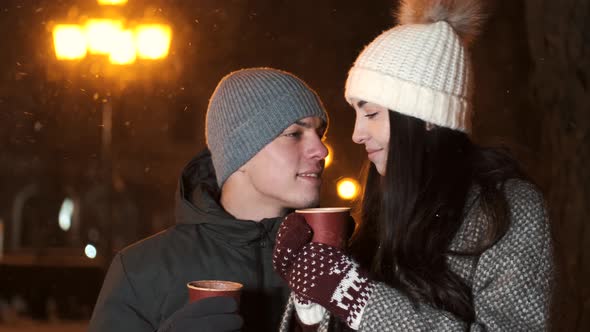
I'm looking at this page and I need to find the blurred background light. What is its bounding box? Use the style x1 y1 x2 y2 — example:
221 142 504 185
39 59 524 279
324 143 333 168
97 0 128 5
85 19 124 55
135 25 172 59
336 178 360 200
53 21 172 63
58 198 75 231
84 244 97 259
110 29 136 64
53 25 87 60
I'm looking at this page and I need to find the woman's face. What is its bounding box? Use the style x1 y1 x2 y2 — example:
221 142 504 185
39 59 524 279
351 98 390 175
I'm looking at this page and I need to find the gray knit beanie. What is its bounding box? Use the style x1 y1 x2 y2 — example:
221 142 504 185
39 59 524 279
206 67 328 187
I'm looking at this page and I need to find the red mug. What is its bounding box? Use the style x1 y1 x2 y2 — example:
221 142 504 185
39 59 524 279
187 280 243 305
295 207 351 249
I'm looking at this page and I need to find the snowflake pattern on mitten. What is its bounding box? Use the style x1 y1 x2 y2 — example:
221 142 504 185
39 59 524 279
287 242 375 329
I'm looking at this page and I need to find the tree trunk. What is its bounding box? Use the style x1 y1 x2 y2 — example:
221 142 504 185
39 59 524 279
524 0 590 330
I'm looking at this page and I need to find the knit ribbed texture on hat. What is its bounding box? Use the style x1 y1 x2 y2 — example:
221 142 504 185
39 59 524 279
345 21 472 132
206 68 328 187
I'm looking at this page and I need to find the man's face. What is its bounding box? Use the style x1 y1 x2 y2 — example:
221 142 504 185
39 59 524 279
240 116 328 212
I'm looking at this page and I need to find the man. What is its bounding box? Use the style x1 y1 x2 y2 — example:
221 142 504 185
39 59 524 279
88 68 329 332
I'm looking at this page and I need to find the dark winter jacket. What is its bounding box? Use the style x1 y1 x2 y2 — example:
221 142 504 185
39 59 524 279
88 149 290 332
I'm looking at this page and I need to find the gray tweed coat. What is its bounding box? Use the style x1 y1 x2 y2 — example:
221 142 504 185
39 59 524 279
279 180 554 331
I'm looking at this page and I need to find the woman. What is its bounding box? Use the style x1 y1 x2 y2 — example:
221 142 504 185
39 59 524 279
273 0 553 331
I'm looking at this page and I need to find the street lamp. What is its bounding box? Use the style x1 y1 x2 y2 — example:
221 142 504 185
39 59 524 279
110 29 136 65
51 0 172 259
52 25 87 60
85 19 124 55
136 25 172 60
97 0 128 5
52 21 171 65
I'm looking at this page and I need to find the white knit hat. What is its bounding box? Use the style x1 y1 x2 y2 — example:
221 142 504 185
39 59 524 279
345 0 485 132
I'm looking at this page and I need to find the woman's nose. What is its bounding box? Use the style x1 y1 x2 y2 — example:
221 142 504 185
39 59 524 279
352 119 366 144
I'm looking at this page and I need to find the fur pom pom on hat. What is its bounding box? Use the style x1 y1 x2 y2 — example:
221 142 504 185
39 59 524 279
397 0 485 45
345 0 486 132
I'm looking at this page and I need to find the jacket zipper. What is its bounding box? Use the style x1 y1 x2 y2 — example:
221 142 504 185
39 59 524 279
256 223 266 289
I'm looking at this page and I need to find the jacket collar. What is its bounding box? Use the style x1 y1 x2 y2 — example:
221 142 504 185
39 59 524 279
174 149 284 245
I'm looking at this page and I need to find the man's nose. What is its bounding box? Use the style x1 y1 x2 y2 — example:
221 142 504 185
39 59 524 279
308 134 328 160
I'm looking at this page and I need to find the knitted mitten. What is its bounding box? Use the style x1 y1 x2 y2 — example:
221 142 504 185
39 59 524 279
287 242 375 330
272 213 313 279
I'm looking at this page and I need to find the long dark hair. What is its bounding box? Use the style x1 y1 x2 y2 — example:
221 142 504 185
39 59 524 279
346 110 526 324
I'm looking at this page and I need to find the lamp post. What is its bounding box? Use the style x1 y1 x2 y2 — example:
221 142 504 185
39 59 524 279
51 0 172 259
